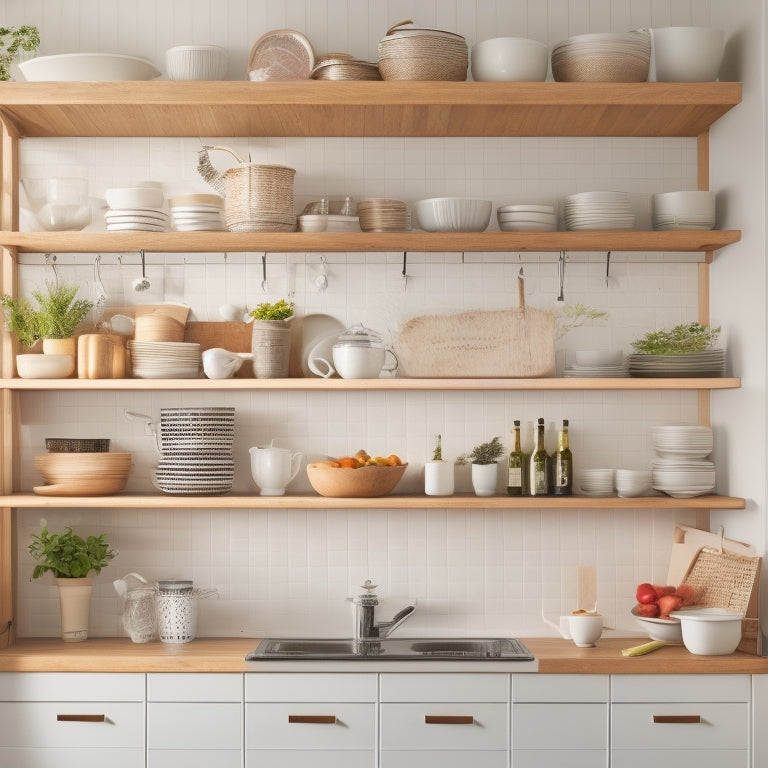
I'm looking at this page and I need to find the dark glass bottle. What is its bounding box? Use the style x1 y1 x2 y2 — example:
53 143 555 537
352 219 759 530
553 419 574 496
529 417 549 496
507 420 524 496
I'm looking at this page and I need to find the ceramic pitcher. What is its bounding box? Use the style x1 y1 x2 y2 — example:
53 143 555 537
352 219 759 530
249 445 304 496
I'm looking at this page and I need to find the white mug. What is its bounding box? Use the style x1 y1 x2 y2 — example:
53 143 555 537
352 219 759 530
561 613 603 647
249 446 304 496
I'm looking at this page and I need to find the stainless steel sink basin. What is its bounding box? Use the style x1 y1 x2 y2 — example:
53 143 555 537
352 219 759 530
247 637 533 661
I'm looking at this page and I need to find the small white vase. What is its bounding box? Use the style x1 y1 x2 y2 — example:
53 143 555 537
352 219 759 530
471 462 499 496
425 460 455 496
56 577 92 642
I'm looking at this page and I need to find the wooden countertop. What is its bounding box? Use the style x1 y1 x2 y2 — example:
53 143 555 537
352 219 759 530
1 637 767 674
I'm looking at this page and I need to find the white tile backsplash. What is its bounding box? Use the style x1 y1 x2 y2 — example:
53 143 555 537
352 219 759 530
6 0 716 641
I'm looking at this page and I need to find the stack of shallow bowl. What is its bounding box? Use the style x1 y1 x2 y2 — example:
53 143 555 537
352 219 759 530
153 407 235 495
414 197 492 232
551 31 650 82
128 341 201 379
311 55 381 80
563 191 635 230
497 203 557 232
169 193 225 232
651 425 715 498
378 22 468 81
33 451 132 496
105 186 168 232
356 199 410 232
579 468 615 496
651 191 716 231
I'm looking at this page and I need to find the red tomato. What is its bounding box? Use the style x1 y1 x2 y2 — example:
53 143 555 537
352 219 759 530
635 582 658 605
657 594 683 618
635 602 660 618
653 584 676 599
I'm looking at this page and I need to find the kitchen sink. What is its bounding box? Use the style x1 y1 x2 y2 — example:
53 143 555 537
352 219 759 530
246 637 533 661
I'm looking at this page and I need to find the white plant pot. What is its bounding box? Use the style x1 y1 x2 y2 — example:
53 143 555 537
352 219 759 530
425 460 455 496
56 577 92 642
471 462 499 496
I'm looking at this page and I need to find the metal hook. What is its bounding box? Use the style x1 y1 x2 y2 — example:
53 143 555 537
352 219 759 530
557 250 566 302
605 251 612 287
401 251 408 291
314 255 328 291
261 253 267 292
44 253 58 287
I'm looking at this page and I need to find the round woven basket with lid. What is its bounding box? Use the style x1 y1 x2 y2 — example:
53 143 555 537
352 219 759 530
378 20 468 81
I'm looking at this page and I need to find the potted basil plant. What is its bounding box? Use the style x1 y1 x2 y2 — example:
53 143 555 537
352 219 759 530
456 436 505 496
28 521 116 642
248 299 294 378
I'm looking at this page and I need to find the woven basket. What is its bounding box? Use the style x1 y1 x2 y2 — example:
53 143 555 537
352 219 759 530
251 320 291 378
378 20 468 81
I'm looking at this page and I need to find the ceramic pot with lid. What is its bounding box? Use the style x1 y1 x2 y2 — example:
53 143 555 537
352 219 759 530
309 323 398 378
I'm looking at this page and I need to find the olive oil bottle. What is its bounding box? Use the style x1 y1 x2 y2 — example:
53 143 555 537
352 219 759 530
529 417 549 496
553 419 573 496
507 420 524 496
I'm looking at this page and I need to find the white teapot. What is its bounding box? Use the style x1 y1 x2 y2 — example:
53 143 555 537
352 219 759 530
249 445 304 496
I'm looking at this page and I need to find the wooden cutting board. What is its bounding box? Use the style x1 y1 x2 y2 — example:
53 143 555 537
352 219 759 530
395 275 555 378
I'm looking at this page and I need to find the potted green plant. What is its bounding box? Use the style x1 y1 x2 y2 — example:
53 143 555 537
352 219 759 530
456 436 505 496
424 434 454 496
28 520 116 642
0 281 93 375
630 322 721 355
0 25 40 81
248 299 295 378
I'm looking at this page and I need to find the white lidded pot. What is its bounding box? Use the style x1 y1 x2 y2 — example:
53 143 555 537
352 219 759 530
309 323 398 379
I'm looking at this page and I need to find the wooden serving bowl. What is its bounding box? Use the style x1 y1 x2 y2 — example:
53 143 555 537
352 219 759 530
307 462 407 497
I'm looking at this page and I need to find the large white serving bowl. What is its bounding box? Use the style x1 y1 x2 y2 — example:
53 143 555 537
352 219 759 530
413 197 492 232
651 26 724 82
471 37 548 81
670 607 744 655
16 354 75 379
19 53 160 81
165 45 228 80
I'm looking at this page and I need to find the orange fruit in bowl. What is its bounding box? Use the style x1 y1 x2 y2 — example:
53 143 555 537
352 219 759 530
338 457 359 469
386 454 402 466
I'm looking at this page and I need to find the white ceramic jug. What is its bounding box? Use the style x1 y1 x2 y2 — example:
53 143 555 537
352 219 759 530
250 445 304 496
202 347 250 379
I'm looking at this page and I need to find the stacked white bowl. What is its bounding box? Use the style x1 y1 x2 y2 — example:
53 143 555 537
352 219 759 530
169 193 225 231
615 469 652 498
579 468 615 497
651 425 715 498
497 203 557 232
563 191 635 230
105 186 168 232
651 191 716 231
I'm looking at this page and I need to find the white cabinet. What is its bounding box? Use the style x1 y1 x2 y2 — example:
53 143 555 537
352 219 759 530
0 672 144 768
245 672 377 768
611 674 750 768
512 674 608 768
147 672 242 768
379 673 509 768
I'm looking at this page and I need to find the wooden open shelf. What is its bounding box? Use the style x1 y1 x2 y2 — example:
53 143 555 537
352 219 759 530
0 377 742 391
0 81 741 138
2 229 741 255
0 492 746 510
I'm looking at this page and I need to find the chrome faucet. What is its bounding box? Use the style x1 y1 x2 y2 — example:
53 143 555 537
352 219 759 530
351 579 415 642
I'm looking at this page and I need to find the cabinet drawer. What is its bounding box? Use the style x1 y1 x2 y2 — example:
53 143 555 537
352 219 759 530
513 673 608 703
245 749 375 768
611 674 749 703
380 702 508 750
0 747 143 768
513 702 607 749
380 673 509 702
147 702 242 748
513 750 606 768
612 702 748 750
148 672 242 701
246 702 375 750
0 701 144 748
0 672 144 701
149 749 241 768
380 749 508 768
246 673 377 702
612 748 748 768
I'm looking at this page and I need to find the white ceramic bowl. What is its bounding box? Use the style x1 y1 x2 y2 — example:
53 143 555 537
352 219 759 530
106 186 165 210
16 354 75 379
19 53 160 81
471 37 548 81
670 607 744 655
413 197 492 232
651 26 724 82
615 469 653 497
631 607 683 643
165 45 228 80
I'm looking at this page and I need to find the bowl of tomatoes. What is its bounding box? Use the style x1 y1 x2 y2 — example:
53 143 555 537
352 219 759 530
631 581 702 643
307 449 407 497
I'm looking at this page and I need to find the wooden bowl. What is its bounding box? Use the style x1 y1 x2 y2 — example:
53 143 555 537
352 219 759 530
307 462 407 497
33 452 132 492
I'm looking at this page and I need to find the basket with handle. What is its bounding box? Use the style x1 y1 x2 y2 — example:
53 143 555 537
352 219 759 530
197 145 296 232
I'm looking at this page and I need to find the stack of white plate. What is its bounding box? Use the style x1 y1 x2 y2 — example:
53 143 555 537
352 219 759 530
105 207 169 232
356 198 410 232
128 341 201 379
651 425 715 498
579 468 615 496
563 349 628 378
154 407 235 495
497 204 557 232
169 193 225 232
563 191 635 230
628 349 725 377
651 191 716 231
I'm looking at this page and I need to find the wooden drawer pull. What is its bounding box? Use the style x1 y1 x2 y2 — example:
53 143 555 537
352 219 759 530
653 714 701 724
57 714 106 723
425 715 475 725
288 714 337 724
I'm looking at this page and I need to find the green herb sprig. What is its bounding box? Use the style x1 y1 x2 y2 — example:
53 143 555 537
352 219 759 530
456 436 504 466
631 322 721 355
249 299 295 321
28 522 116 579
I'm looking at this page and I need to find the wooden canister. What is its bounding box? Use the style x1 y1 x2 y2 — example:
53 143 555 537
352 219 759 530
77 334 127 379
